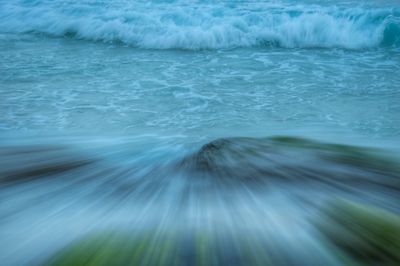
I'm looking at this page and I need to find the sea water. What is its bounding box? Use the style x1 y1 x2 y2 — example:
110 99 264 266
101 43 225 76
0 0 399 265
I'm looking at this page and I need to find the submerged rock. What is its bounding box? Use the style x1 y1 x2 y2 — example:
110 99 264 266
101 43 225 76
0 145 96 185
181 136 400 191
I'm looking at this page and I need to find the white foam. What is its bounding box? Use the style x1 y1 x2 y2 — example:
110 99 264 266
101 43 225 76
0 1 399 49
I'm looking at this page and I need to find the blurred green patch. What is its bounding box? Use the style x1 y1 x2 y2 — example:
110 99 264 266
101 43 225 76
46 230 177 266
270 136 400 173
45 229 271 266
318 200 400 266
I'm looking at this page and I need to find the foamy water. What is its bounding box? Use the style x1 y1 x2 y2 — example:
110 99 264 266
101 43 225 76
1 1 400 49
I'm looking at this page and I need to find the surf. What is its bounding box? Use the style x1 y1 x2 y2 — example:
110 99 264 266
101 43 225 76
0 1 399 49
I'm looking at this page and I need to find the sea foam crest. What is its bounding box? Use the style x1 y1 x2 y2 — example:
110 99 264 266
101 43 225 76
0 1 399 49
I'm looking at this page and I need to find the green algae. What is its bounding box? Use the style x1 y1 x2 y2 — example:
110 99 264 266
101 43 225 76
46 231 177 266
318 200 400 266
45 229 272 266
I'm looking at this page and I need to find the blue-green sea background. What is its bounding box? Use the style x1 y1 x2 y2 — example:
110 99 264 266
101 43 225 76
1 0 400 141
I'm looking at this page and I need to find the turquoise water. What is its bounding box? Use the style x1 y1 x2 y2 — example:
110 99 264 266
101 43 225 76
0 0 400 265
1 0 400 140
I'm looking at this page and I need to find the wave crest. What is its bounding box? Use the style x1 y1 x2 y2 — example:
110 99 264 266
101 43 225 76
0 1 399 49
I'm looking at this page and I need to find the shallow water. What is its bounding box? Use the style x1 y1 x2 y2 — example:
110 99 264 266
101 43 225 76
0 0 400 265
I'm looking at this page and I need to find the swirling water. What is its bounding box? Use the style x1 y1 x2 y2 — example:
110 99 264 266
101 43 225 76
0 0 400 265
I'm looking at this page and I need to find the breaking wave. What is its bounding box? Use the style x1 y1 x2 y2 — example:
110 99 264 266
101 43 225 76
0 1 399 49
